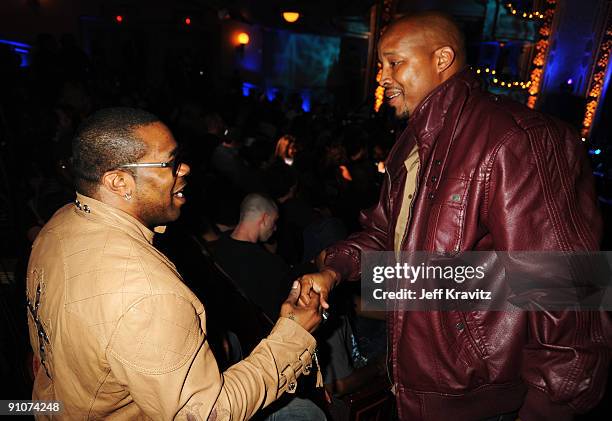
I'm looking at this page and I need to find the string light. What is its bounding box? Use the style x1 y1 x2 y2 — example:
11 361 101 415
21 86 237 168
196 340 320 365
526 0 557 108
504 3 546 20
472 66 531 90
490 78 532 90
581 27 612 138
374 67 384 112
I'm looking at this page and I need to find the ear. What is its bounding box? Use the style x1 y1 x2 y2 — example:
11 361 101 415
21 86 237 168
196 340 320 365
100 170 135 198
435 46 456 74
261 212 270 226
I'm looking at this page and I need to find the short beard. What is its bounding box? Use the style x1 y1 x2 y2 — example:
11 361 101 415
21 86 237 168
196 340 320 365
395 107 409 120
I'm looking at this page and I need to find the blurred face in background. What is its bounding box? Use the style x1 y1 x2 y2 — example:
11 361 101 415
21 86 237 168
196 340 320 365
275 135 297 165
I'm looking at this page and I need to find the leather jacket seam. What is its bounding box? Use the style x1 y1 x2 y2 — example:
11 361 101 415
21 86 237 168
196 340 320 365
402 380 524 396
87 368 112 419
106 293 201 375
482 126 528 225
542 123 595 249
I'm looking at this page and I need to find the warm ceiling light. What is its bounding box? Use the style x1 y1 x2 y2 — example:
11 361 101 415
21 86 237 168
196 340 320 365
283 12 300 23
237 32 250 45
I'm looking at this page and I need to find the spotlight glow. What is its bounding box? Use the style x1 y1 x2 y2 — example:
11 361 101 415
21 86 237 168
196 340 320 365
283 12 300 23
237 32 250 45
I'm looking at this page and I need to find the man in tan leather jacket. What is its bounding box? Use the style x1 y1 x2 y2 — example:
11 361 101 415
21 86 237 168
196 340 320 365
26 107 322 420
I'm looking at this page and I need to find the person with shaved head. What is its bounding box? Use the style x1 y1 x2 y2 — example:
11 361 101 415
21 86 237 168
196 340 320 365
297 11 609 421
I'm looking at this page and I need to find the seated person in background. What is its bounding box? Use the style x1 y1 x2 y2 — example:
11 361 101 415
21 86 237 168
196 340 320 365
210 193 290 321
210 193 326 421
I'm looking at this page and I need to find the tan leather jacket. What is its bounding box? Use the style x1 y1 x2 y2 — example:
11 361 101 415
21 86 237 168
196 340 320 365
27 193 317 420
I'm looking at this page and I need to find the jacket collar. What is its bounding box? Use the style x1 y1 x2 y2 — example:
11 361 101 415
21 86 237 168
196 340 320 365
385 68 478 181
74 193 163 244
408 67 478 148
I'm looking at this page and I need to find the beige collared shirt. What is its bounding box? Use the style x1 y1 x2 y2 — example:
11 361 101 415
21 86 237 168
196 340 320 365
394 145 420 256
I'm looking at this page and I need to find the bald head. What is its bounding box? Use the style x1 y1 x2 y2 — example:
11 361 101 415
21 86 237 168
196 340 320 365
378 11 467 118
234 194 279 243
239 194 278 222
386 12 466 68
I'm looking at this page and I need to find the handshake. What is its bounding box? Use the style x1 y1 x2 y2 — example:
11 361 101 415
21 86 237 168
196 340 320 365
279 268 339 333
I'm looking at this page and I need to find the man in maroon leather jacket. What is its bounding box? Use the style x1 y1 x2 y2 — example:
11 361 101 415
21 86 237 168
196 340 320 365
298 12 610 421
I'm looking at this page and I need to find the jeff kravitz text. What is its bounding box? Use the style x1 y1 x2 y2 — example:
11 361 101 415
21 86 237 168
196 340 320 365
372 288 492 300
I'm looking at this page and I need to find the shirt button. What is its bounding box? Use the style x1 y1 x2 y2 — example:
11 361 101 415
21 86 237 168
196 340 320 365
407 194 413 199
428 192 435 200
456 322 465 331
431 175 438 182
435 159 442 166
288 381 297 392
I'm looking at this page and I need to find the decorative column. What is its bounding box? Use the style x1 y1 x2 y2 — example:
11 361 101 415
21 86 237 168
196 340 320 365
527 0 558 108
581 4 612 139
365 0 397 112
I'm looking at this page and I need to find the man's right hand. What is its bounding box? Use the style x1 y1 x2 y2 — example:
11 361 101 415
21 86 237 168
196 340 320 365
280 281 322 333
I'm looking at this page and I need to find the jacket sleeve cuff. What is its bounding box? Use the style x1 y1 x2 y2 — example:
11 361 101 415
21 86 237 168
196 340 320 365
323 246 360 281
270 317 316 352
519 387 575 421
268 317 317 394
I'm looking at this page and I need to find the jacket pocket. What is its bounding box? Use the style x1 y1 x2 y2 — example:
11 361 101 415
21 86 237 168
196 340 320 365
442 311 491 388
426 177 470 253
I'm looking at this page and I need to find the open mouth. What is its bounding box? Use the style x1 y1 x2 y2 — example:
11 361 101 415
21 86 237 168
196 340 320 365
385 90 401 100
173 185 186 198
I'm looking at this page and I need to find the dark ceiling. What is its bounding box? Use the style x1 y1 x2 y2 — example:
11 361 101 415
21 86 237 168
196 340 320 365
100 0 377 36
198 0 377 36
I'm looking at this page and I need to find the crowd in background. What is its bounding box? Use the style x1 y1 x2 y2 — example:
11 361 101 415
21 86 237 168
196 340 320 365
0 33 398 417
2 31 610 419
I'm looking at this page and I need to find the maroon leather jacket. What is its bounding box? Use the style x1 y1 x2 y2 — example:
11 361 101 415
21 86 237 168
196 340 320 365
324 70 610 420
